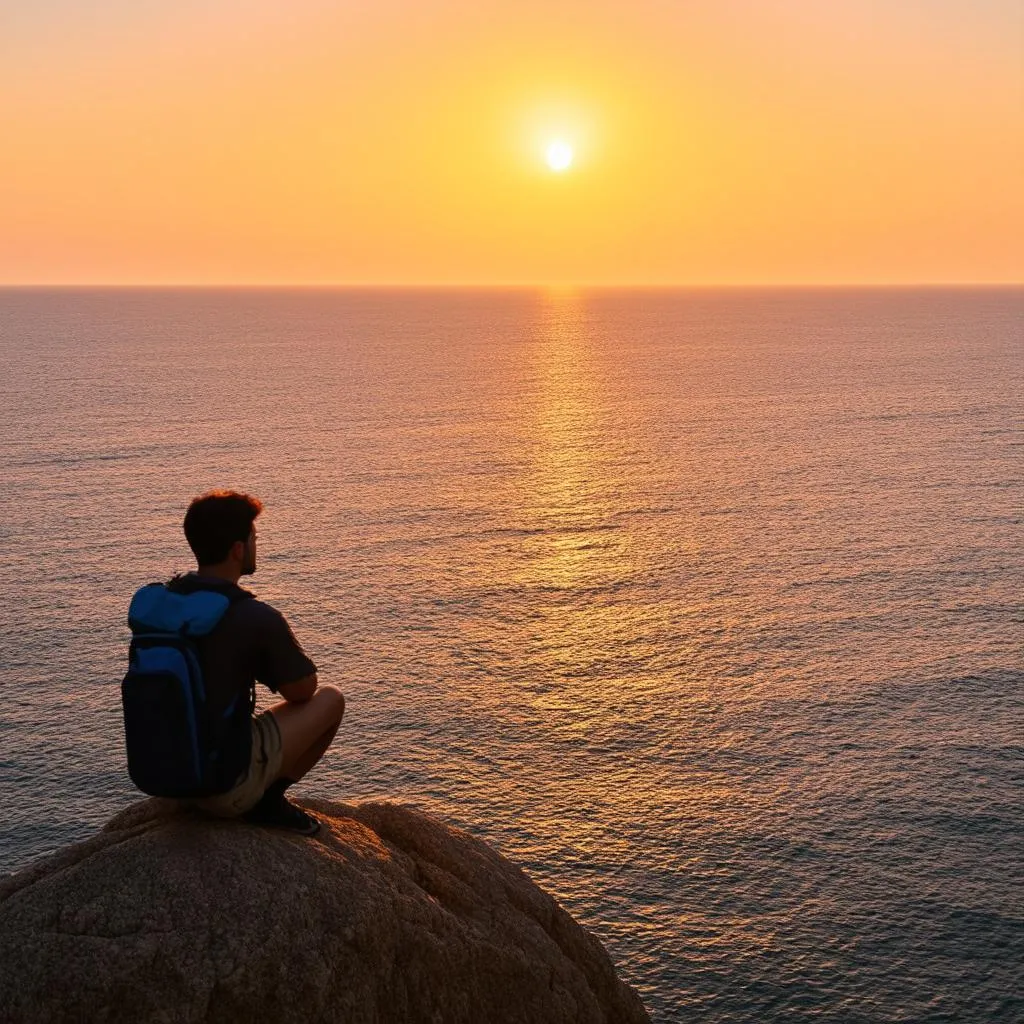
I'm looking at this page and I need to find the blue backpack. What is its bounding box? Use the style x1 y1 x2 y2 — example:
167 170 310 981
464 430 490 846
121 582 251 798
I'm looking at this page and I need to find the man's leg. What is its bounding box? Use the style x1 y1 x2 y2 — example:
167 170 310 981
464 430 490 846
243 685 345 835
268 684 346 782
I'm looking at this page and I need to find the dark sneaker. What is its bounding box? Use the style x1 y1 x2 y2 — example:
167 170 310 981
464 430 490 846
243 794 321 837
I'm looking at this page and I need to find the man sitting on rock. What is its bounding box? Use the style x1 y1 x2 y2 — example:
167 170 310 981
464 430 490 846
169 490 345 836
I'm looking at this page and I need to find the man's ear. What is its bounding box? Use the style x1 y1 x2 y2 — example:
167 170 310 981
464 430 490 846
229 539 246 563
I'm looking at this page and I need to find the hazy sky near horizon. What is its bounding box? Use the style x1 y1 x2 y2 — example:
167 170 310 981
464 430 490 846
2 1 1022 285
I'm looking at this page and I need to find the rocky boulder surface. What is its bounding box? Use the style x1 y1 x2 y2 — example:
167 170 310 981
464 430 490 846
0 799 650 1023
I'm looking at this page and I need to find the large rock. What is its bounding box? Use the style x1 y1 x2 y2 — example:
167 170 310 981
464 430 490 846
0 799 650 1023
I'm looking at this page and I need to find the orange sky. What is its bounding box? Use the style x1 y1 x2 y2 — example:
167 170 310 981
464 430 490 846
2 0 1022 285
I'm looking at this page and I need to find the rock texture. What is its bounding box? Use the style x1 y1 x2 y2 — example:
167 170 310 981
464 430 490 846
0 799 650 1023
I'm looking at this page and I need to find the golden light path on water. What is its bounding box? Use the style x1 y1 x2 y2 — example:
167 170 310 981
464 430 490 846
520 289 628 739
458 289 756 901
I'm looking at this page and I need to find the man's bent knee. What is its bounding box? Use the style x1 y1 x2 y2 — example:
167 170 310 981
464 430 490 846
316 684 345 724
269 684 344 759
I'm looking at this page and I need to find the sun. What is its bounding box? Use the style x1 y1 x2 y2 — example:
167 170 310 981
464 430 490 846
545 139 574 172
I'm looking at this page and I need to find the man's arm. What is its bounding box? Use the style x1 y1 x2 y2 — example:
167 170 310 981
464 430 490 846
251 602 318 700
277 673 318 703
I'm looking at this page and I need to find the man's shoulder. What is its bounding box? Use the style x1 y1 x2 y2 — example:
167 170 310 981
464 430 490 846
224 594 309 664
230 595 285 624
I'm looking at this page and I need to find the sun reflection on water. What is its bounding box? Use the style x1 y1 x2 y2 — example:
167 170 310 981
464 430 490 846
519 288 633 589
505 289 661 758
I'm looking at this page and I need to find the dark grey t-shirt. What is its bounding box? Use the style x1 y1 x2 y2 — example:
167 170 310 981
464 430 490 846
173 574 317 720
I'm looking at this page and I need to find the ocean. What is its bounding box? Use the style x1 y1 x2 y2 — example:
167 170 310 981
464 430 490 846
0 286 1021 1022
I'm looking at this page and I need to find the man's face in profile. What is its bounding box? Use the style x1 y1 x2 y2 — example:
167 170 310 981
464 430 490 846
241 528 257 576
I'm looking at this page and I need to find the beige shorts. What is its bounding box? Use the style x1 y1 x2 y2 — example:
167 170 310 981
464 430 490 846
192 710 283 817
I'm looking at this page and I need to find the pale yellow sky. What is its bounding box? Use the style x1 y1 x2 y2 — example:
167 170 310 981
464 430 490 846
2 0 1022 285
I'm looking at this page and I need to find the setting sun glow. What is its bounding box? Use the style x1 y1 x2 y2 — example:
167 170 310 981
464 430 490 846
545 140 574 173
0 1 1020 285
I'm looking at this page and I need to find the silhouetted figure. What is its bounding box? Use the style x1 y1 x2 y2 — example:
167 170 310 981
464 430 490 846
124 491 344 836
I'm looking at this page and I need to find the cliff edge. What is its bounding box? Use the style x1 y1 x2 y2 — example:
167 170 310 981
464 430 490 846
0 798 650 1023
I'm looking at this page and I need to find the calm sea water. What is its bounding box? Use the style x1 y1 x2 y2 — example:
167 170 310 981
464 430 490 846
1 287 1021 1022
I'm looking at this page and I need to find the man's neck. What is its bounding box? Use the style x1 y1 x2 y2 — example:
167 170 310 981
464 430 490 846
194 564 242 585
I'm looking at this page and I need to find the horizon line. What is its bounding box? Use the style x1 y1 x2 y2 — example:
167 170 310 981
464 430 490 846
1 280 1021 291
